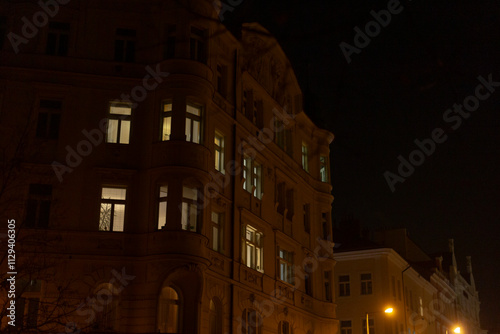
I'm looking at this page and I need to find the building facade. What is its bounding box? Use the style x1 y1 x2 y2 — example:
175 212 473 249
334 230 483 334
0 1 336 333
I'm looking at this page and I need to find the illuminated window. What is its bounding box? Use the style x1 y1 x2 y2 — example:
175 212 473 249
157 186 168 230
181 186 200 232
301 142 309 172
46 21 69 56
25 184 52 228
242 225 263 272
211 211 224 252
162 101 172 141
361 273 373 295
214 131 225 174
340 321 352 334
114 28 136 62
107 103 132 144
339 275 350 297
186 103 202 144
320 155 329 182
99 187 126 232
36 100 61 139
158 286 181 333
243 155 262 199
278 249 294 284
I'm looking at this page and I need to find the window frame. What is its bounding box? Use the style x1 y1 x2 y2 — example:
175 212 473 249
107 102 132 144
214 131 225 174
190 26 207 63
360 273 373 295
319 155 329 182
243 155 262 199
161 101 172 141
340 320 353 334
278 248 294 285
181 185 201 232
242 225 263 272
324 270 332 302
99 186 127 232
242 309 262 334
114 28 136 62
46 21 70 56
36 100 62 139
158 286 182 334
338 275 351 297
211 211 224 253
157 185 168 230
301 142 309 172
25 184 52 229
185 102 203 144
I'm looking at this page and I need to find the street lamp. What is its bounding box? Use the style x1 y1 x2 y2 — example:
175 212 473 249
365 308 393 334
453 327 461 334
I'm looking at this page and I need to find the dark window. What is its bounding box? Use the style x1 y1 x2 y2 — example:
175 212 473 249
361 273 373 295
324 271 332 301
25 184 52 228
322 212 330 240
304 263 312 296
216 64 228 97
46 22 70 56
115 28 136 62
363 319 374 334
303 204 310 233
26 298 40 328
164 24 176 59
190 27 207 63
340 321 352 334
36 100 62 139
0 16 7 50
339 275 350 297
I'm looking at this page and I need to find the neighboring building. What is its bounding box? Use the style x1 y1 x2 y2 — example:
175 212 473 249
334 229 484 334
0 1 336 333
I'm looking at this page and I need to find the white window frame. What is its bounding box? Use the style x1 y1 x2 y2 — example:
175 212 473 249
243 155 262 199
186 103 202 144
301 142 309 172
278 248 294 284
214 131 225 174
181 185 200 232
242 225 263 272
107 102 132 144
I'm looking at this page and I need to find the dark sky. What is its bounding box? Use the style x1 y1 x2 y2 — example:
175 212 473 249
226 0 500 329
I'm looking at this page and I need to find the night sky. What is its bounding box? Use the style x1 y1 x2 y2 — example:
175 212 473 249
226 0 500 329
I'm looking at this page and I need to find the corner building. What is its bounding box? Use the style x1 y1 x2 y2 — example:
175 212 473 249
0 1 337 334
